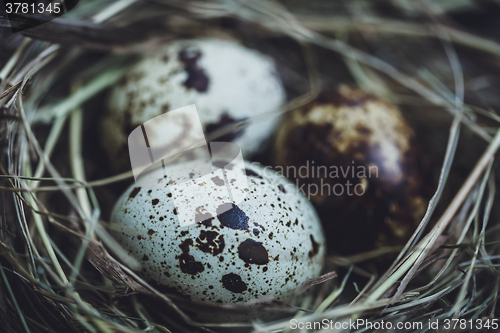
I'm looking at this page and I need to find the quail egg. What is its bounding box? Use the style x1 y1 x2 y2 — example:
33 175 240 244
273 86 428 255
110 159 325 317
101 38 286 172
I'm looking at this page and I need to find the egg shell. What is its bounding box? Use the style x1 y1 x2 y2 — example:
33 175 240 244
101 38 286 172
110 160 325 312
273 86 428 254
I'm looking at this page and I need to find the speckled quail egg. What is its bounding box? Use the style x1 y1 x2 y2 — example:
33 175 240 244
110 159 325 318
101 38 286 172
273 86 428 255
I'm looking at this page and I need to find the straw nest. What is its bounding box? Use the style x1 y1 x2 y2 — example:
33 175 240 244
1 0 500 332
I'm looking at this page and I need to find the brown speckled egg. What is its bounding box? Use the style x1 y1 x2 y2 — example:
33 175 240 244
101 38 285 172
110 160 325 318
273 86 427 255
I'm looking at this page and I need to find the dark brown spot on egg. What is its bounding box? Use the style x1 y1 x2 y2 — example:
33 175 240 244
221 273 247 293
176 239 204 275
160 103 170 113
142 255 149 261
245 168 263 179
196 230 225 256
178 47 209 92
356 125 371 135
148 229 155 236
128 187 141 200
206 113 246 142
253 222 265 231
238 239 269 265
217 203 249 230
211 176 225 186
152 199 159 206
308 235 320 258
194 206 214 227
128 71 145 83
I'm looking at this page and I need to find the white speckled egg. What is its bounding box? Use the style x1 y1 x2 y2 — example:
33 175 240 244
101 38 286 172
110 160 325 312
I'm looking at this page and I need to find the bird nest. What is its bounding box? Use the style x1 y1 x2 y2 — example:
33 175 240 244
1 0 500 332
